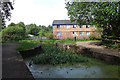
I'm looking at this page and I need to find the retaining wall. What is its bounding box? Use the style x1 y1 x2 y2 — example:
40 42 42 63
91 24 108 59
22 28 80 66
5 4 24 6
56 42 120 65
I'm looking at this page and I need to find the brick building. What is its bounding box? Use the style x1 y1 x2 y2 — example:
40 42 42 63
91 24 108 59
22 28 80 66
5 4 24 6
52 20 96 39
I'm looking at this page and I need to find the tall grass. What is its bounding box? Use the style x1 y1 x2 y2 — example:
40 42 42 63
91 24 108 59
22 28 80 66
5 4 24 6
17 40 40 51
32 44 89 65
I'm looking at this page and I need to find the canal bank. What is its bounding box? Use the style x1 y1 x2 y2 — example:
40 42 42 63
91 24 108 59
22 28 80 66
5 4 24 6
2 43 34 79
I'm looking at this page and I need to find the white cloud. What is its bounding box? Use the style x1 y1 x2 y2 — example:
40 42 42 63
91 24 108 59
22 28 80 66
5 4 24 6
6 0 69 26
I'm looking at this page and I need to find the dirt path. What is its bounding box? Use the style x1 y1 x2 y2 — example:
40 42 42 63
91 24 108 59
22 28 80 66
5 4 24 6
76 41 120 57
2 43 34 79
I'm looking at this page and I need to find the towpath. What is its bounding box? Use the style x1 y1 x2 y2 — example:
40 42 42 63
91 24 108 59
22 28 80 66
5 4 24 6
76 41 120 57
2 43 34 79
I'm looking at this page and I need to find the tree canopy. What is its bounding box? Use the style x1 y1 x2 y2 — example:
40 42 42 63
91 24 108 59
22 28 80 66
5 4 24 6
0 0 14 29
1 22 53 42
66 1 120 43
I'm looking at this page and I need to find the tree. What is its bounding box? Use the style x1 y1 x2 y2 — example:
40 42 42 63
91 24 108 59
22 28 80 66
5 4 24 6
66 1 120 43
17 22 26 37
1 25 25 41
26 24 40 36
45 33 54 39
8 22 16 27
0 0 14 29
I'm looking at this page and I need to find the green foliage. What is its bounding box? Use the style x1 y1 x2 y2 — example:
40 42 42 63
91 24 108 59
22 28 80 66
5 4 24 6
89 33 101 40
65 2 120 43
45 33 54 39
99 41 120 49
1 25 26 42
41 39 98 44
32 44 89 65
26 24 52 37
26 24 40 36
66 37 74 41
17 40 40 51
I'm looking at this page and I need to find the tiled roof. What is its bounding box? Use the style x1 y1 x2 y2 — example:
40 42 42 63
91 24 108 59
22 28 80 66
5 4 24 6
52 20 77 25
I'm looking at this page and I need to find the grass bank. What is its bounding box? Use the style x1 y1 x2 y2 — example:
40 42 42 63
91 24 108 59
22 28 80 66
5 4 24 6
32 44 90 65
17 40 40 51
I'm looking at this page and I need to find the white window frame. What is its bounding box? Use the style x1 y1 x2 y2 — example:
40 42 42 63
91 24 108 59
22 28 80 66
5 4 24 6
93 25 96 28
73 31 78 37
57 32 61 36
86 25 90 28
79 32 83 36
86 31 90 36
66 25 70 29
73 25 77 28
57 25 60 28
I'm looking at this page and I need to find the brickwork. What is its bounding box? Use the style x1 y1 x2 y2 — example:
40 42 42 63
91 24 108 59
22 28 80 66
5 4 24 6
53 25 97 39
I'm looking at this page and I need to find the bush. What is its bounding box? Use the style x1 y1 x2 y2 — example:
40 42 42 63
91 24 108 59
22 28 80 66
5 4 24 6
66 37 74 41
89 33 101 40
1 25 26 42
32 44 89 65
45 33 54 39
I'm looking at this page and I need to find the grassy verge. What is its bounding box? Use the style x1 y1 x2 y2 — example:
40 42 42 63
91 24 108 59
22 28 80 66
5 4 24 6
99 42 120 49
17 40 40 51
41 39 98 44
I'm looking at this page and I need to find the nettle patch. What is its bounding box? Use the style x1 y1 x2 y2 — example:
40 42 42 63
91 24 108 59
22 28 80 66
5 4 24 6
32 44 89 65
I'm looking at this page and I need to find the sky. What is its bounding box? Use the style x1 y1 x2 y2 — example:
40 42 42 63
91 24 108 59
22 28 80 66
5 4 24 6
6 0 69 26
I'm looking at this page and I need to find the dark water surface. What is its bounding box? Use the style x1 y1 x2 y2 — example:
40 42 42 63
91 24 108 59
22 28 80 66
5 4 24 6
24 58 119 78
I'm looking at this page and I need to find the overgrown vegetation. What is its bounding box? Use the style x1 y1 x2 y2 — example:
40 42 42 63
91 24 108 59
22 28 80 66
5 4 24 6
1 22 53 42
32 44 89 65
41 38 98 44
17 40 40 51
1 25 26 42
65 2 120 48
89 33 101 40
99 42 120 49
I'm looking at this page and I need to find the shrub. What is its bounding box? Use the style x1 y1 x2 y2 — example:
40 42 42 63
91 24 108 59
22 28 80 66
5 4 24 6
66 37 74 41
89 34 97 40
32 44 89 65
1 25 26 42
45 33 54 39
89 33 101 40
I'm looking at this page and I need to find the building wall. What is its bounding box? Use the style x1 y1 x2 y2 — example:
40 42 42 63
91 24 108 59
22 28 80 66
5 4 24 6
53 25 97 39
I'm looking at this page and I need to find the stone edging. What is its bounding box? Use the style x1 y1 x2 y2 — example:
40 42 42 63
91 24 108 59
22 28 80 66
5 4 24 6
19 44 42 58
56 42 120 65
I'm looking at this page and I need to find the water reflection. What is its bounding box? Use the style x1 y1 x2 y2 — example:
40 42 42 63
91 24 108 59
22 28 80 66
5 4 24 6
24 58 119 78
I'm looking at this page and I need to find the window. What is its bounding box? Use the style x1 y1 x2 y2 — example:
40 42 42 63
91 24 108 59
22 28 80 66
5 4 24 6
86 25 90 28
73 32 78 37
93 25 96 28
57 32 61 36
73 25 77 28
57 25 60 28
66 25 70 29
79 25 83 28
86 31 90 36
79 32 83 36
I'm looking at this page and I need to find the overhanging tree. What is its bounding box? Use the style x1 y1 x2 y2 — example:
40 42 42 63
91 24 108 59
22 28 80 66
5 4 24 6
66 1 120 44
0 0 14 29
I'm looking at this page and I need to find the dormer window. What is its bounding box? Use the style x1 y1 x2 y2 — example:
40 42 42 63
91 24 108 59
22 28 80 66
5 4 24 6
73 25 77 28
57 25 60 28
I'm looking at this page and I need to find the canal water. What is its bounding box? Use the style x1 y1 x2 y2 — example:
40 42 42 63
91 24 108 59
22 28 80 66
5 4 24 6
24 58 119 78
